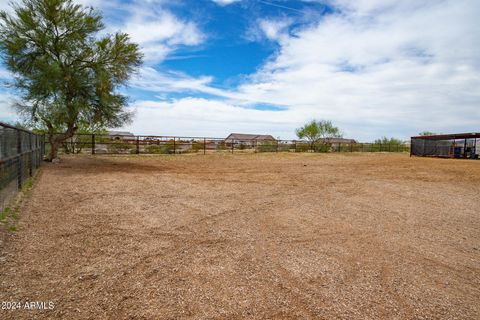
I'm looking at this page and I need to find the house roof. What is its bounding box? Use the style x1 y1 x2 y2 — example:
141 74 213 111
225 133 276 141
108 130 134 136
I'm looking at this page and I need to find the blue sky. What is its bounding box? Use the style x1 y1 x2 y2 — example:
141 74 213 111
1 0 479 141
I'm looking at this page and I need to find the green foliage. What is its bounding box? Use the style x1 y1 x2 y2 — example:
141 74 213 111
277 143 292 152
0 0 143 160
0 207 11 221
216 142 227 151
374 137 403 145
145 143 174 154
418 131 436 136
257 141 276 152
107 140 133 153
295 120 342 149
191 141 205 152
313 143 331 153
295 143 311 152
238 143 248 150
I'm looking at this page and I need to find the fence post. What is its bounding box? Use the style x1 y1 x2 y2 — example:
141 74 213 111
203 138 206 155
29 133 33 177
294 141 297 152
338 143 341 153
16 130 22 190
231 140 234 154
276 140 278 153
42 135 45 160
136 136 140 154
91 134 96 155
173 137 176 155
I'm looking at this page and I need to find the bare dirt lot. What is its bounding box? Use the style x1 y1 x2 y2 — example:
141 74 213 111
0 153 479 319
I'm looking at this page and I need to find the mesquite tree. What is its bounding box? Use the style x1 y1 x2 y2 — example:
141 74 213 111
0 0 142 160
296 119 342 151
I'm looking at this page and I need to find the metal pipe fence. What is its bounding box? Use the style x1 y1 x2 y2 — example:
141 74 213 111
0 122 44 212
45 133 410 156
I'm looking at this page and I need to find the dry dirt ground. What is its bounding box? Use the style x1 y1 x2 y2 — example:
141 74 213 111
0 153 479 319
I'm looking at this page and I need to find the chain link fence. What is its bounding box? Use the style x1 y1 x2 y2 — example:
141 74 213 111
0 122 44 212
45 133 410 156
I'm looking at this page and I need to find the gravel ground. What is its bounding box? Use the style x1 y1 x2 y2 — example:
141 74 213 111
0 153 479 319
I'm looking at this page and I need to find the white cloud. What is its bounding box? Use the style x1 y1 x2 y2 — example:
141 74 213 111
211 0 241 6
246 18 293 42
0 68 12 80
259 19 291 41
121 97 296 138
75 0 205 64
0 92 18 123
0 0 17 14
116 7 204 64
131 67 239 100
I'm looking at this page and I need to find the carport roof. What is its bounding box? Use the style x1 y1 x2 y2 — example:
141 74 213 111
411 133 480 140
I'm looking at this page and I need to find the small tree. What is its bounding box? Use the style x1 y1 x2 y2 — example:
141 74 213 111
418 131 436 136
0 0 143 160
374 137 403 145
295 119 342 151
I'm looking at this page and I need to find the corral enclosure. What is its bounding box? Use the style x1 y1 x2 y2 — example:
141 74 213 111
0 153 479 319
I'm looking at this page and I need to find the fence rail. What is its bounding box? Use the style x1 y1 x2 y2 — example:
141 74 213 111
45 133 410 156
0 122 44 212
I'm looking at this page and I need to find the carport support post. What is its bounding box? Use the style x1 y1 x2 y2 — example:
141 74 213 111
231 140 234 154
91 134 95 155
463 138 467 158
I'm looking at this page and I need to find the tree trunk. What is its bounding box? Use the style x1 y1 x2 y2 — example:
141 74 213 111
46 125 77 161
48 135 59 161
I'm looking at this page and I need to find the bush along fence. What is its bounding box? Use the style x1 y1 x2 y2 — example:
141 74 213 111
45 133 410 156
0 122 44 212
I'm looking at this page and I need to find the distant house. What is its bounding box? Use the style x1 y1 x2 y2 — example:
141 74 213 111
108 130 134 140
224 133 276 143
322 138 357 144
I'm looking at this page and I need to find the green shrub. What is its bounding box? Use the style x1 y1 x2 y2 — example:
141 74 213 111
278 143 292 152
216 142 227 151
257 142 276 152
145 143 174 154
313 143 330 153
190 141 205 152
107 141 134 153
295 143 311 152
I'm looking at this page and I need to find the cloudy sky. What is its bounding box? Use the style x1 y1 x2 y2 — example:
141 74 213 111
0 0 479 141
